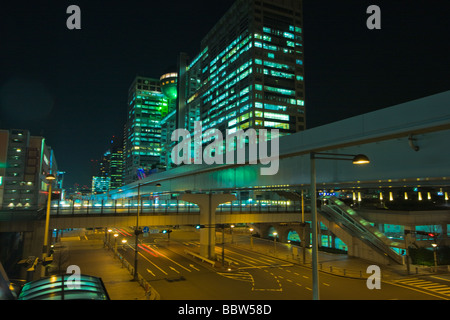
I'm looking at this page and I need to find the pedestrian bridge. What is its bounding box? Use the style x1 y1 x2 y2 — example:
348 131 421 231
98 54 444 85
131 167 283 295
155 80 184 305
0 199 306 232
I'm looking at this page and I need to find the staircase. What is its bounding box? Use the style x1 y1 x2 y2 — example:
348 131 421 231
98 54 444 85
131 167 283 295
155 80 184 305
319 196 404 265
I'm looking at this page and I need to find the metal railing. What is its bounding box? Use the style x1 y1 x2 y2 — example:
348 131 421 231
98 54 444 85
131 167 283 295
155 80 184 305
320 197 404 264
44 199 304 216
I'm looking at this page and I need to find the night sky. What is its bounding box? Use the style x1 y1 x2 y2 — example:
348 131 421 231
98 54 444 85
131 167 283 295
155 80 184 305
1 0 449 190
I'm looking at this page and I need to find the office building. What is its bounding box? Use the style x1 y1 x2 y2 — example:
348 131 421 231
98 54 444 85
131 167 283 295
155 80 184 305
96 135 124 190
91 176 111 194
123 76 171 184
159 0 305 168
180 0 305 135
0 129 59 209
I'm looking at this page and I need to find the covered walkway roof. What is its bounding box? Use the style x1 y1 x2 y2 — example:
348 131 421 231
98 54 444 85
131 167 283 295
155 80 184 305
18 274 109 300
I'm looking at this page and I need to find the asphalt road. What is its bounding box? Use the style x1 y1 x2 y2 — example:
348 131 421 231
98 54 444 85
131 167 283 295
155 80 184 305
112 228 449 300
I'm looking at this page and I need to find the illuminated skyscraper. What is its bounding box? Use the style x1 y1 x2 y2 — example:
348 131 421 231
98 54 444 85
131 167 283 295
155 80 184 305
91 176 110 194
0 129 59 209
97 135 123 190
123 76 170 184
178 0 305 136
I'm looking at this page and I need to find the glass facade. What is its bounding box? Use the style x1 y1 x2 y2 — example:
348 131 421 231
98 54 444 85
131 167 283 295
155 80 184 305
160 0 305 168
91 176 110 194
124 76 170 184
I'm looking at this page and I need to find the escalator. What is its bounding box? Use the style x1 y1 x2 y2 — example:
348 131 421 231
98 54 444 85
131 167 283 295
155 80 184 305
319 196 404 265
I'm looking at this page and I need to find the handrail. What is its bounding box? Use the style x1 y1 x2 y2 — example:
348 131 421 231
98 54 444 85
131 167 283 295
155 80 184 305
320 196 403 264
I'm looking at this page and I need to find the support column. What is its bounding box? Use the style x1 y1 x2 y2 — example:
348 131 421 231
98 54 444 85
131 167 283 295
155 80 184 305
180 193 236 260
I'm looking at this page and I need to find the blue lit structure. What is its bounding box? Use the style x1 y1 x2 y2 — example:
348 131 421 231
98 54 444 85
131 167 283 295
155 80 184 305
18 274 110 300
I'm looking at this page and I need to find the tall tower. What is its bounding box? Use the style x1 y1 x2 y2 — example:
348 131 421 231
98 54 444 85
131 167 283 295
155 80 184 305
185 0 305 136
159 72 178 169
123 76 169 184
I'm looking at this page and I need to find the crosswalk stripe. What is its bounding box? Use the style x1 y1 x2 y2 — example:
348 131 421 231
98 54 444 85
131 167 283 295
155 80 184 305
399 279 427 284
217 271 254 283
418 285 448 289
396 278 450 296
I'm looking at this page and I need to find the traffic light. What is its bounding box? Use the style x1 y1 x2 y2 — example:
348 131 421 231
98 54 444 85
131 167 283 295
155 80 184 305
195 224 205 229
161 229 172 234
414 231 439 239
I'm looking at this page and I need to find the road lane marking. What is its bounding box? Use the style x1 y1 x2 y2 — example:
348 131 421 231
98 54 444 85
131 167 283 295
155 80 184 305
430 276 450 282
387 280 450 300
170 266 180 274
146 269 155 276
221 249 279 266
150 247 192 272
189 264 200 271
217 271 254 283
138 252 168 275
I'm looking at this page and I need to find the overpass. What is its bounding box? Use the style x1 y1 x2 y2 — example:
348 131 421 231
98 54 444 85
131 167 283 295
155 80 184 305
2 91 450 270
100 90 450 198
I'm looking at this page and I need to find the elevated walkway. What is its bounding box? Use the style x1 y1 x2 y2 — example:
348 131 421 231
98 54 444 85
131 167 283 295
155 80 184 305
319 196 404 265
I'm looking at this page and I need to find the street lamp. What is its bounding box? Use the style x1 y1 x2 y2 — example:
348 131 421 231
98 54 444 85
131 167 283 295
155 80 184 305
114 233 119 256
230 224 235 244
431 243 438 272
41 173 56 277
310 152 370 300
272 232 278 254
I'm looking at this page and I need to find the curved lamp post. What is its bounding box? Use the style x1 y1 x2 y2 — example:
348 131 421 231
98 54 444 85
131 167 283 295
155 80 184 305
310 152 370 300
41 173 56 277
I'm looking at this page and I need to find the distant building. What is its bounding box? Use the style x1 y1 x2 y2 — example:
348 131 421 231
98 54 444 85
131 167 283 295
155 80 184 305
0 129 59 209
97 135 123 190
91 176 111 194
123 76 172 184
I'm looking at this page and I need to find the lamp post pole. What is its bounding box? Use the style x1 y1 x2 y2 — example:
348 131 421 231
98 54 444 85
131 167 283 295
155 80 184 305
310 153 319 300
41 174 56 277
133 183 141 281
309 151 370 300
273 232 278 255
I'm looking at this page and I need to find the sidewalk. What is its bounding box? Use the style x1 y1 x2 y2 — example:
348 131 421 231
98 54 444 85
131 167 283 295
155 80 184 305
57 231 149 300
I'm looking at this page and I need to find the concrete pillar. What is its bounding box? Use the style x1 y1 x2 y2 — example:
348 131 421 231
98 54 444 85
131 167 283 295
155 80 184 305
179 193 236 260
441 223 448 241
21 220 47 280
